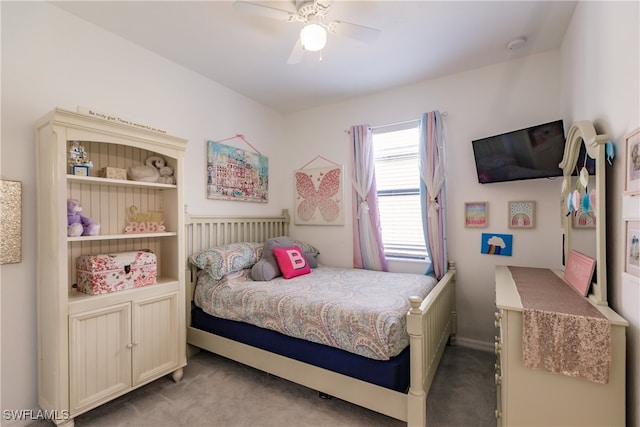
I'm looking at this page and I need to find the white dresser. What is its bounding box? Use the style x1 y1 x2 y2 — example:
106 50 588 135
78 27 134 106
494 265 627 426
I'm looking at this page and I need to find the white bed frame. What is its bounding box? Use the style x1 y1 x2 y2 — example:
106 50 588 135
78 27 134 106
184 209 457 426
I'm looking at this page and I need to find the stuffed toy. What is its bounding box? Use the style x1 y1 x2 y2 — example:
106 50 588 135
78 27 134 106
157 166 175 185
127 156 165 183
67 199 101 237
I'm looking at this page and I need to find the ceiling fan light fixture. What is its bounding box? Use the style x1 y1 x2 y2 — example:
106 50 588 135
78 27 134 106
300 23 327 52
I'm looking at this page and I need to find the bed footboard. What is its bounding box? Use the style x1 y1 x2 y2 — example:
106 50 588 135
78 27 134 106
406 261 457 427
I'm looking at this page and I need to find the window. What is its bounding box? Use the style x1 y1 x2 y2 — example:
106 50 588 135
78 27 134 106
372 122 428 260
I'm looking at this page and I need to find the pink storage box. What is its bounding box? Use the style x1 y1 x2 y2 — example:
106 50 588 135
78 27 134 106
76 250 157 295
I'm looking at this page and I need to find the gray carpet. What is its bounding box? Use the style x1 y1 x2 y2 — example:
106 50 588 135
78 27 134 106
30 345 496 427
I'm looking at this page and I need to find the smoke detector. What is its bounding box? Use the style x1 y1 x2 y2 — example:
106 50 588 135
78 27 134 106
506 37 527 50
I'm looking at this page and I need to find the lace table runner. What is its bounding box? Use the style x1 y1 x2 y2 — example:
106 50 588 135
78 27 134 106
508 266 610 384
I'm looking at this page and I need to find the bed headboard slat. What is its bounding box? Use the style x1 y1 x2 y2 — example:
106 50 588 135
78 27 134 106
184 208 291 330
185 209 290 261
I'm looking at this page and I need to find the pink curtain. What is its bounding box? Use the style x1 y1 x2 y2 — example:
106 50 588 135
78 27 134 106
349 125 387 271
419 111 447 279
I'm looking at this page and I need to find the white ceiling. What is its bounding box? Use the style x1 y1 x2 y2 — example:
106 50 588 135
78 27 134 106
52 0 578 113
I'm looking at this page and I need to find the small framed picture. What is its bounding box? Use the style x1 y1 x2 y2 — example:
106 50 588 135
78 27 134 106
572 206 596 229
624 127 640 196
564 250 596 296
508 201 535 229
480 232 513 256
71 165 90 176
625 220 640 277
464 202 488 228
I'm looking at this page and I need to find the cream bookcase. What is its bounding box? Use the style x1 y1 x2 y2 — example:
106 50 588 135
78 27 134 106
35 108 187 426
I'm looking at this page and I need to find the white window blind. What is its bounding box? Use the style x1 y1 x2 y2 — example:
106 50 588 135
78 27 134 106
372 125 428 259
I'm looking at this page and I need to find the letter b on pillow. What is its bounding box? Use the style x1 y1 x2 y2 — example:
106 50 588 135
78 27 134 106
272 246 311 279
284 248 306 268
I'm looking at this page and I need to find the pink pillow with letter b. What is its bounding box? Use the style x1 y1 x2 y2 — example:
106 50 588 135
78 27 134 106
272 246 311 279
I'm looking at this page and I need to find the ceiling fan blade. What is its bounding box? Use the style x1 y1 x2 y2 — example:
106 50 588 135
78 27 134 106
233 1 294 20
330 21 381 43
287 38 305 65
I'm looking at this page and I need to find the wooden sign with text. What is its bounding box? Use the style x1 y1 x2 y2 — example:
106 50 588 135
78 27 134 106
564 250 596 296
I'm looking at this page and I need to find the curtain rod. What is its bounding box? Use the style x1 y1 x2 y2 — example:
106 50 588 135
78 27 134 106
345 111 448 133
370 118 419 130
372 111 448 130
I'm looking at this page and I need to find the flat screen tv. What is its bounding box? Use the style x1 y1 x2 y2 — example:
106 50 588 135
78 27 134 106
472 120 586 184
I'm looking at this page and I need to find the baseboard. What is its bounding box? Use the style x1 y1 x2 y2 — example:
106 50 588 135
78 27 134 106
455 337 494 353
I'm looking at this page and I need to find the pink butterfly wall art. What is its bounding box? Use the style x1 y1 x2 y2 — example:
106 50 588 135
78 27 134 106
294 166 344 225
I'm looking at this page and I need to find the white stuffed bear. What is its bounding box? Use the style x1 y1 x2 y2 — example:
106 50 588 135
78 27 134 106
158 166 175 185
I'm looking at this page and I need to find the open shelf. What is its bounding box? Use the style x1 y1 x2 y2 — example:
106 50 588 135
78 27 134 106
67 174 176 189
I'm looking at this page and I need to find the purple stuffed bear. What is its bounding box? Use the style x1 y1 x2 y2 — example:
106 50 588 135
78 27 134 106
67 199 100 237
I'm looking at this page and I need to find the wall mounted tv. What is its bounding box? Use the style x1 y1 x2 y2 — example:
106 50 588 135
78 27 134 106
472 120 582 184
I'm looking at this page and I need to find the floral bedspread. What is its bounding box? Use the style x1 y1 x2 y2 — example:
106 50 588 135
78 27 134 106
194 266 437 360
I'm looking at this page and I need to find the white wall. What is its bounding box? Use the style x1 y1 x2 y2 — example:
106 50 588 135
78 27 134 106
560 1 639 424
283 50 565 349
0 2 284 423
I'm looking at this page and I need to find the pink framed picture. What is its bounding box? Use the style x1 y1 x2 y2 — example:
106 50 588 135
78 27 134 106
564 250 596 296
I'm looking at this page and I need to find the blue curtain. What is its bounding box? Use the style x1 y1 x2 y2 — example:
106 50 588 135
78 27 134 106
418 111 447 278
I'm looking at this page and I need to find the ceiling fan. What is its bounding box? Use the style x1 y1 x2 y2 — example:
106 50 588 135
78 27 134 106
233 0 381 64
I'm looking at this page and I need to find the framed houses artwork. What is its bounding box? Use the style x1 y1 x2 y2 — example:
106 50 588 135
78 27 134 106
206 140 268 203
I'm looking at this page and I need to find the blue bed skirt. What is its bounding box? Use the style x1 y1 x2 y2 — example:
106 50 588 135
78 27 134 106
191 305 410 393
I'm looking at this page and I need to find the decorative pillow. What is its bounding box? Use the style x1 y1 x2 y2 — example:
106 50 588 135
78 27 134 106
189 242 261 280
272 246 311 279
293 239 320 268
302 252 318 269
293 239 320 256
251 236 296 281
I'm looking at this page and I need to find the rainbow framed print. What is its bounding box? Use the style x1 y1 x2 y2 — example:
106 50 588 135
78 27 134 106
465 201 488 228
481 232 513 256
508 201 535 229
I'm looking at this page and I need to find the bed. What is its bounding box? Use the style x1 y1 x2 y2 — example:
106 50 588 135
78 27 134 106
185 209 457 426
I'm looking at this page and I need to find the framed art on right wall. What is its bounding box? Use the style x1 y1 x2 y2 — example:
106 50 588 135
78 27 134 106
624 128 640 196
508 201 535 229
464 201 488 228
572 205 596 229
625 220 640 278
